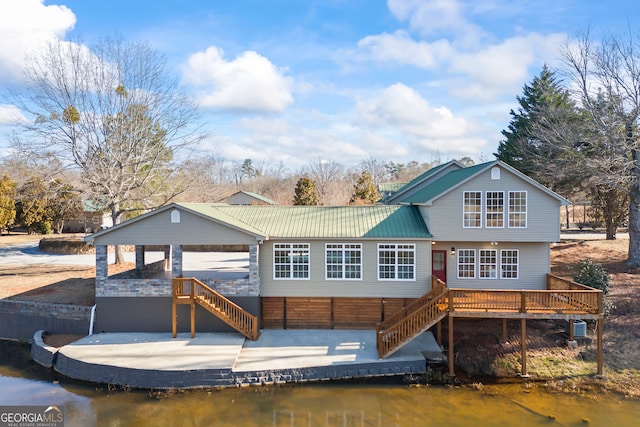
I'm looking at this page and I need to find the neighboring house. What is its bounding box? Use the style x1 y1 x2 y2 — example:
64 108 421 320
85 159 579 337
377 182 407 201
222 190 277 205
63 200 112 233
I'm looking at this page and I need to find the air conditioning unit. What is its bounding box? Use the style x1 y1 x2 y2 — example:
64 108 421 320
573 320 587 337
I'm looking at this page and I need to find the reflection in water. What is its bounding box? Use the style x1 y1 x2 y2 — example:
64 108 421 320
1 341 639 427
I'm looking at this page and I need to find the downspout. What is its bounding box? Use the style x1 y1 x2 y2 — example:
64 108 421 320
88 304 96 336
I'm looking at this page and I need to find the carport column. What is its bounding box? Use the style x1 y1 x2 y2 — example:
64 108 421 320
171 244 183 277
249 244 260 294
163 245 171 271
135 245 145 278
95 245 108 289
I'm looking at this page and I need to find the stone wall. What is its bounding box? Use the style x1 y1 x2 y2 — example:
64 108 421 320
0 300 91 340
96 279 172 298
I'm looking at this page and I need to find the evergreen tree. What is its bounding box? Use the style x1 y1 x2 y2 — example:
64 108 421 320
0 174 16 232
15 175 51 234
350 171 380 205
293 177 319 206
495 65 581 191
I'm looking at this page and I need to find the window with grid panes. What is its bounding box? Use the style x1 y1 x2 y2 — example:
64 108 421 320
326 243 362 279
463 191 482 227
485 191 504 227
479 249 497 279
378 244 415 280
508 191 527 228
273 243 310 279
457 249 476 279
500 249 519 279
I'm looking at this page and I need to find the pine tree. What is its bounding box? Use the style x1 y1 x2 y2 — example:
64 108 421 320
350 171 380 205
495 65 579 190
293 177 319 206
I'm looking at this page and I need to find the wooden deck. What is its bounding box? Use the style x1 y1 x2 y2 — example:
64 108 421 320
377 274 604 376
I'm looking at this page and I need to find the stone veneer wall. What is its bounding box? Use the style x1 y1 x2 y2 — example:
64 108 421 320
97 277 260 298
97 279 172 298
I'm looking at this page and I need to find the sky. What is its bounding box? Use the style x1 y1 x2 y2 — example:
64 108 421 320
0 0 638 172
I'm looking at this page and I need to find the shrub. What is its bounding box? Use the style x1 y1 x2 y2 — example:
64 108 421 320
572 259 609 295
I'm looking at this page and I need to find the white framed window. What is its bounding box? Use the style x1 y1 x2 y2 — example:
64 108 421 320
485 191 504 228
463 191 482 228
508 191 527 228
479 249 498 279
326 243 362 280
457 249 476 279
274 243 310 279
500 249 519 279
170 209 181 223
378 244 415 280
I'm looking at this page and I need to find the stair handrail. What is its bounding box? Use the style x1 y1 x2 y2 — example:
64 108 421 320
173 277 259 340
376 280 448 359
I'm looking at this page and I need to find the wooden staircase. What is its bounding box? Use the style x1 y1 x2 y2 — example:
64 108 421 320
172 277 259 340
376 279 447 359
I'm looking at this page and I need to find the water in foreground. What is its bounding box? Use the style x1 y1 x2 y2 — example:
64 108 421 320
1 341 638 427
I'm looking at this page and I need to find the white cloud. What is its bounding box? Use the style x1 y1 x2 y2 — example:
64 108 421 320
0 104 26 124
357 30 452 69
182 46 294 112
448 32 566 101
0 0 76 82
387 0 487 46
356 83 484 153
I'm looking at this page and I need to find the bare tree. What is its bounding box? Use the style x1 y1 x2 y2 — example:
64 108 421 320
303 159 346 205
561 29 640 263
10 36 205 262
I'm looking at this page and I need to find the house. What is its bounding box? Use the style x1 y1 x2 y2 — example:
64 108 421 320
222 190 277 205
63 200 112 233
85 160 604 374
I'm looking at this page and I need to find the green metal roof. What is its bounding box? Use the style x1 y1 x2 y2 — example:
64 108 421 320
398 162 491 204
232 191 277 205
178 203 431 239
378 182 407 193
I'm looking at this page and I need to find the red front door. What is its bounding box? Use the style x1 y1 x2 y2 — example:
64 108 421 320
432 250 447 282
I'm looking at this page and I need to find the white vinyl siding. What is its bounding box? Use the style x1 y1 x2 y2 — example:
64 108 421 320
378 244 416 280
508 191 527 228
261 240 432 298
326 243 362 280
463 191 482 228
426 166 559 243
274 243 310 280
457 249 476 279
500 249 519 279
479 249 498 279
485 191 504 228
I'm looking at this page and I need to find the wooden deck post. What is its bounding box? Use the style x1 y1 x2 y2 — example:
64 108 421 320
520 318 528 377
568 319 574 341
172 299 177 338
448 315 455 377
502 319 507 341
597 319 604 376
437 320 442 346
190 301 196 338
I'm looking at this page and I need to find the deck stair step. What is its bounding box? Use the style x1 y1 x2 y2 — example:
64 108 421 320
376 281 447 359
173 278 259 340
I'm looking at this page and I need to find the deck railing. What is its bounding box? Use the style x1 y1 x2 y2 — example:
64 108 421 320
377 275 603 359
376 278 448 358
172 277 259 340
